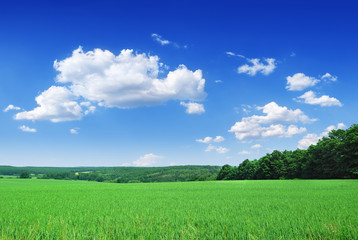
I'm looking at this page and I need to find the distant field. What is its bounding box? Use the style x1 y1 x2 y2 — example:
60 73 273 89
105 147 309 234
0 179 357 239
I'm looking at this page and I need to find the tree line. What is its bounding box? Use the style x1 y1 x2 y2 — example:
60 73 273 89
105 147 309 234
0 165 220 183
217 124 358 180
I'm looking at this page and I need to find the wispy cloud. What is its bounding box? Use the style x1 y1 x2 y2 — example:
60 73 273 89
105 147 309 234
238 150 250 155
196 136 224 143
3 104 21 112
133 153 163 167
321 73 337 82
251 144 262 149
238 58 276 76
151 33 183 48
205 144 229 154
19 125 37 133
151 33 170 45
70 128 79 134
226 51 245 58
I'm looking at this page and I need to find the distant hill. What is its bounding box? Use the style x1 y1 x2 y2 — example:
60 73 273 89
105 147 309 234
0 165 221 183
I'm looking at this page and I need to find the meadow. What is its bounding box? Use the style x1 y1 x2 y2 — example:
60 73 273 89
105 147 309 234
0 179 357 239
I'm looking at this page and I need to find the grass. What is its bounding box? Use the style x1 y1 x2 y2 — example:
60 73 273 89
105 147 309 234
0 179 357 239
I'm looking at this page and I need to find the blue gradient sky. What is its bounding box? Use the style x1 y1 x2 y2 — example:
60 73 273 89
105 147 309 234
1 0 357 166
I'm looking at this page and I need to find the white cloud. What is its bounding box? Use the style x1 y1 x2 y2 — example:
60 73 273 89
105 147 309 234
196 136 224 143
260 124 306 138
15 47 206 122
290 52 296 57
296 91 342 107
253 102 315 124
226 52 245 58
238 150 250 155
205 144 229 154
251 144 262 149
196 136 212 143
151 33 170 45
298 123 346 149
226 51 236 56
132 153 163 167
215 80 222 83
321 123 346 137
238 58 276 76
321 73 337 82
298 133 320 149
15 86 94 122
216 146 229 154
70 128 79 134
180 102 205 114
151 33 183 48
213 136 225 142
4 105 21 112
241 104 253 115
55 48 205 108
286 73 320 91
19 125 37 133
229 102 312 140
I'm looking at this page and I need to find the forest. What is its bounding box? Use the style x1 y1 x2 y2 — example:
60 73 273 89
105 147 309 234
217 124 358 180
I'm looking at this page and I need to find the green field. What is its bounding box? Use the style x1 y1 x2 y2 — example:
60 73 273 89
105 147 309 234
1 179 357 239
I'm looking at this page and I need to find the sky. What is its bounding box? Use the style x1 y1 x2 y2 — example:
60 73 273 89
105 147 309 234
1 0 357 167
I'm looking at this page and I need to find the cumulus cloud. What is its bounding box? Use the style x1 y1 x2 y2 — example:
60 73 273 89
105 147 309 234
70 128 79 134
180 102 205 114
15 86 94 122
229 102 313 140
3 105 21 112
54 47 206 108
213 136 225 142
19 125 37 133
286 73 320 91
196 136 225 143
238 58 276 76
297 133 321 150
321 73 337 82
251 144 262 149
205 144 229 154
196 136 212 143
296 91 342 107
132 153 163 167
321 123 346 137
14 47 206 122
298 123 346 149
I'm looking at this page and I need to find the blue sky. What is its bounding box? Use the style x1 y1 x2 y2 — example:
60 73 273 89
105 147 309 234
1 0 357 167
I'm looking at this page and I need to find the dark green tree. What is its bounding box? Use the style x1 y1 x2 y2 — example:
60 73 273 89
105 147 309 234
216 164 236 180
19 172 31 179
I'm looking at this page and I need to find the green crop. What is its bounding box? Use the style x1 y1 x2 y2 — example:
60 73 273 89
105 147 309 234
0 179 357 239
